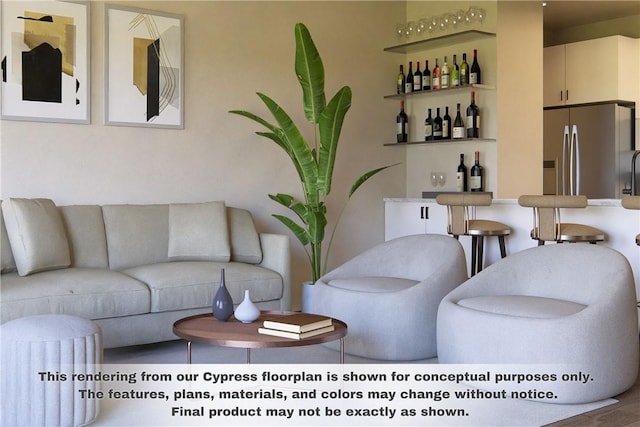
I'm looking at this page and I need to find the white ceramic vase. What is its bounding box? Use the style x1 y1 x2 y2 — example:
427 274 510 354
234 290 260 323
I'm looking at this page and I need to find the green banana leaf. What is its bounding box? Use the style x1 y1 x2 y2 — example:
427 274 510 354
295 22 325 124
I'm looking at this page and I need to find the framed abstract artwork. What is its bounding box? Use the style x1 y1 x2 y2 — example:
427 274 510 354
105 5 184 129
0 0 90 124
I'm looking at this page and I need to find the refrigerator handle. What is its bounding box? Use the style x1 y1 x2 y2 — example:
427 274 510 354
562 125 570 195
570 124 580 195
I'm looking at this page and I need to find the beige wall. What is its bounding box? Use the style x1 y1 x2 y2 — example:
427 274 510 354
0 1 406 309
496 1 544 197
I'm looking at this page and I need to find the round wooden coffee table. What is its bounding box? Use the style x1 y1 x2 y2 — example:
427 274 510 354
173 311 348 364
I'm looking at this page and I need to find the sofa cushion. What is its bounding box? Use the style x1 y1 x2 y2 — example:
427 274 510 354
168 202 230 262
102 204 170 270
0 268 151 323
123 261 283 313
228 207 262 264
1 201 17 273
327 276 419 293
59 205 109 268
457 295 586 319
1 198 70 276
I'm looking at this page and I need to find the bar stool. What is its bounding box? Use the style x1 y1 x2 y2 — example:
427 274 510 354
436 193 511 276
518 195 605 245
621 196 640 245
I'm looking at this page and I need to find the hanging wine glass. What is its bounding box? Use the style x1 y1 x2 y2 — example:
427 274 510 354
395 23 406 38
428 16 439 33
465 6 478 24
406 21 416 37
477 8 486 24
417 19 427 35
455 9 466 27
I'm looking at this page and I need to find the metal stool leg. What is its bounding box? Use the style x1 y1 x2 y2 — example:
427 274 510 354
477 236 484 273
471 236 478 276
499 235 507 258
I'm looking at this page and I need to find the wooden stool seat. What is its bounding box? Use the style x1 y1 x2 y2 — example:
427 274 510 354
436 193 511 276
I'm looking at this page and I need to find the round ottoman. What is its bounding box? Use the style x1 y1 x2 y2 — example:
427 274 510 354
1 315 103 426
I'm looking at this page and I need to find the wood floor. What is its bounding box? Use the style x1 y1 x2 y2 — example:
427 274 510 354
546 341 640 427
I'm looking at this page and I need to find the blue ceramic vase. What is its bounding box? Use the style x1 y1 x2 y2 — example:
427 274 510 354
212 268 233 321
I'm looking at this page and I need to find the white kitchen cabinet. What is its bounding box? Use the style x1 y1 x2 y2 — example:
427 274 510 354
544 36 639 107
384 199 448 241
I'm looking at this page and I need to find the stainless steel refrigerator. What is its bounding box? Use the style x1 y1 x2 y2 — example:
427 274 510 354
543 102 635 199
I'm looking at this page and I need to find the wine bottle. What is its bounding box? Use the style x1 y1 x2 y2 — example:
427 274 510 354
422 60 431 91
405 61 414 94
432 58 440 90
397 64 405 94
443 106 452 140
397 101 408 143
441 56 450 89
424 108 434 141
466 91 480 138
456 153 468 192
413 62 422 92
470 49 481 84
434 107 443 140
470 151 483 192
451 54 460 87
460 53 469 85
452 103 464 139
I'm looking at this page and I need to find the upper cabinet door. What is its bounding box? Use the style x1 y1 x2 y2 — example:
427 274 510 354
565 37 618 105
544 36 638 108
543 45 567 107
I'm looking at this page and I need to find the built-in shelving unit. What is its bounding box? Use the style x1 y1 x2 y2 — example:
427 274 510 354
385 30 497 148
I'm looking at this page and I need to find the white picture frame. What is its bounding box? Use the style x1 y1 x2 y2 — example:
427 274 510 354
0 0 90 124
105 5 184 129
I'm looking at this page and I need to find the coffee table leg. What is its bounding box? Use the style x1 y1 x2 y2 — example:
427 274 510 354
187 341 192 364
340 337 344 364
246 348 251 364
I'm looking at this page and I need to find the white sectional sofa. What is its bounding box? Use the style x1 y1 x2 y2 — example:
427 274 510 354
0 198 290 348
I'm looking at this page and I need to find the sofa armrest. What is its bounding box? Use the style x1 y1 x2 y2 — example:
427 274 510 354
258 233 291 311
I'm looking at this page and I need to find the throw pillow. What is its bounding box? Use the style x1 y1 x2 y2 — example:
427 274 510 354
1 201 17 273
227 207 263 264
168 201 230 262
1 198 71 276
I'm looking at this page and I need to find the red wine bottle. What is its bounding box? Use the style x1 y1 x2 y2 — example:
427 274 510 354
424 108 434 141
434 107 443 140
422 60 431 90
413 62 422 92
397 101 408 143
405 61 414 94
470 49 481 84
466 91 480 138
443 106 452 140
456 153 468 192
470 151 483 192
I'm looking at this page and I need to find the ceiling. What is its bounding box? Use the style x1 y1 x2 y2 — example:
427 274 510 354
543 1 640 30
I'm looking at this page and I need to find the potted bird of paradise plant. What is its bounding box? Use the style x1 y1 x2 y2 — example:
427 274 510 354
230 22 397 287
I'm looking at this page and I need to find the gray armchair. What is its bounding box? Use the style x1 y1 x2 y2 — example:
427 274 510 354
437 243 639 403
309 234 467 361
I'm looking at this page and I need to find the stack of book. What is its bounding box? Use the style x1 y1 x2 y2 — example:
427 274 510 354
258 313 334 340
